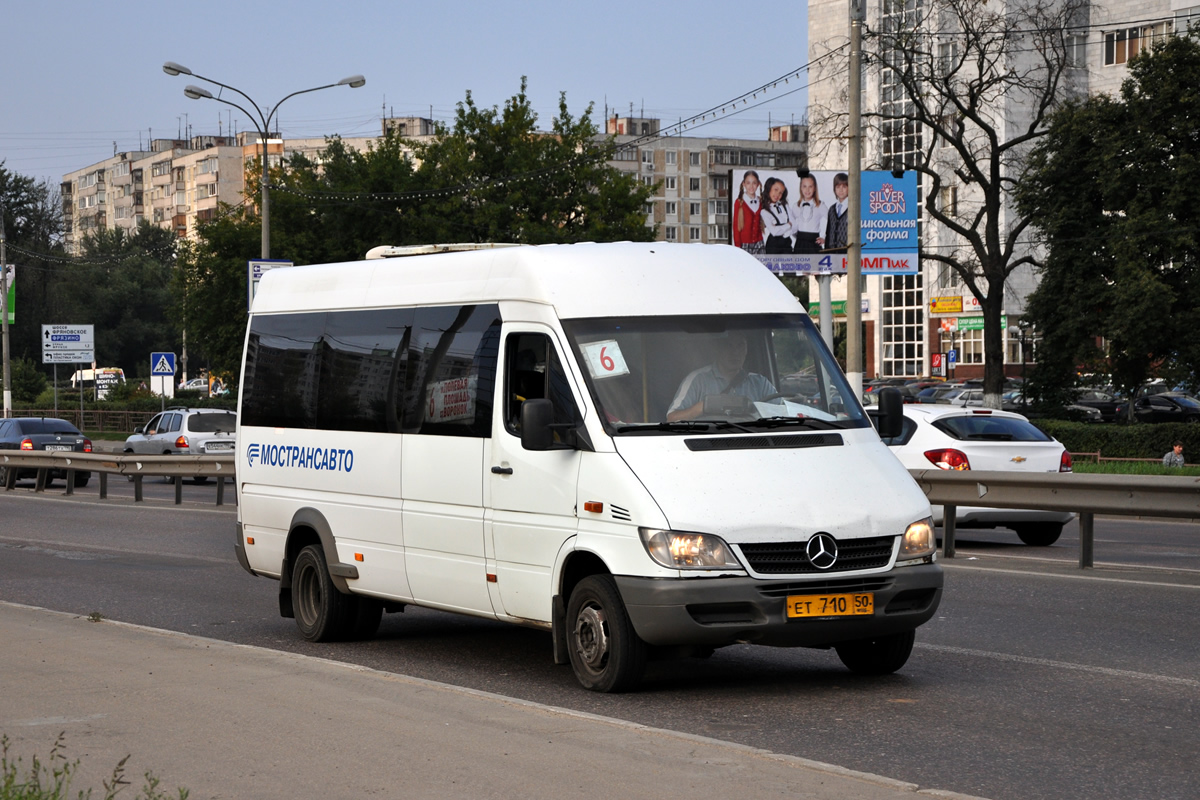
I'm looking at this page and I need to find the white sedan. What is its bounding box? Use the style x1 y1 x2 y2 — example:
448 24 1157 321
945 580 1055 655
877 404 1075 546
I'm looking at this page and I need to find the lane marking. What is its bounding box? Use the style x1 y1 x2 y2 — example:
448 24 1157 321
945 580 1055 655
941 562 1200 590
0 491 236 516
0 537 231 565
916 643 1200 688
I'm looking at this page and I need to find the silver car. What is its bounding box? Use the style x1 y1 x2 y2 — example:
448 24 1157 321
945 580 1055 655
125 408 237 457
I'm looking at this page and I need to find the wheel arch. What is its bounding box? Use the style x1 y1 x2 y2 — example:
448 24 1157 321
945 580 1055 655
282 507 355 595
551 548 612 665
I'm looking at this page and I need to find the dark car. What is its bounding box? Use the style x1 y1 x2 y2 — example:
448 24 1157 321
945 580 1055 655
0 417 93 487
1072 388 1123 422
1122 392 1200 424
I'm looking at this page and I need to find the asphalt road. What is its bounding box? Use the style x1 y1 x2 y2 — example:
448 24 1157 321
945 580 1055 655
1 490 1196 800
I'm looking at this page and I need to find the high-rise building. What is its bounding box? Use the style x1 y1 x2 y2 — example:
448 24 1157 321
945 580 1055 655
807 0 1183 379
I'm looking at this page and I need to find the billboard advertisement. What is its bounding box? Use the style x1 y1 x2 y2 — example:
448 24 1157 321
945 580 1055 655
729 169 918 275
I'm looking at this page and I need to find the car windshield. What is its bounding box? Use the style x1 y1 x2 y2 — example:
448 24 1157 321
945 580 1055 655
561 313 869 435
187 412 237 433
17 419 81 435
933 414 1052 442
1172 395 1200 409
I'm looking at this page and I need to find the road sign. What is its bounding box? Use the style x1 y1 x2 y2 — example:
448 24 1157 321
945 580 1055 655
2 264 13 324
948 349 957 365
41 324 95 364
151 352 176 376
248 259 292 309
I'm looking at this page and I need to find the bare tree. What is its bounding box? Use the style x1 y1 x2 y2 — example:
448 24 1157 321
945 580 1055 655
810 0 1087 403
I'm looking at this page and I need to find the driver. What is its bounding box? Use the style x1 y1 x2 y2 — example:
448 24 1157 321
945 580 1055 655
666 333 777 421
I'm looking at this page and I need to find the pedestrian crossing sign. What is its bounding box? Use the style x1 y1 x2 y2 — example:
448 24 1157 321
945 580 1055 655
151 352 176 376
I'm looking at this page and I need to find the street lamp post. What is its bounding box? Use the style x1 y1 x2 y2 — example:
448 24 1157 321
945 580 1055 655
162 62 364 259
1009 322 1030 410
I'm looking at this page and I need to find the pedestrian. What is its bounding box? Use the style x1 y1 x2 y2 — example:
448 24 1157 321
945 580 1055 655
1163 440 1185 467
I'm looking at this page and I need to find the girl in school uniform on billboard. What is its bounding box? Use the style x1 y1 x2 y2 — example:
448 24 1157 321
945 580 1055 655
792 174 827 253
732 170 765 254
759 176 795 254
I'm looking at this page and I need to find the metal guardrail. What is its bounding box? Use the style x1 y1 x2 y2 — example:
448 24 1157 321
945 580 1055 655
1 451 236 506
4 452 1196 562
909 469 1200 568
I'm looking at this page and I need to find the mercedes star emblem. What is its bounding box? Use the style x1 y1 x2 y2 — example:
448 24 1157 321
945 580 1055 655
806 532 839 570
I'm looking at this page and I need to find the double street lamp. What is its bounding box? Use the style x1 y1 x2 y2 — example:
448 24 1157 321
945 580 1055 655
162 62 365 259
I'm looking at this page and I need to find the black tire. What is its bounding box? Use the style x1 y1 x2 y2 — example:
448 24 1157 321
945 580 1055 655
1013 522 1064 546
566 575 646 693
73 471 90 488
835 630 915 675
291 544 357 642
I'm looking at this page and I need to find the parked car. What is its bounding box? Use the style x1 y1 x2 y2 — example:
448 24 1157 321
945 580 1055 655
1119 392 1200 424
871 404 1074 546
124 408 237 483
1072 388 1123 422
0 417 93 487
998 390 1103 422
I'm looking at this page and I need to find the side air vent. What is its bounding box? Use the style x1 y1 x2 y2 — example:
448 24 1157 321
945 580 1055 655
610 504 632 521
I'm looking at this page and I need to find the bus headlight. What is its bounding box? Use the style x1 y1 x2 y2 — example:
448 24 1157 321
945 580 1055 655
898 517 937 561
639 528 741 570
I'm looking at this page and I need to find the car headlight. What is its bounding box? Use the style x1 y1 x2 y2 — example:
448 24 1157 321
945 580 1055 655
639 528 741 570
898 517 937 561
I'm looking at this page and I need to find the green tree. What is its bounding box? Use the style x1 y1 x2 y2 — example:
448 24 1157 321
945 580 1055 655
63 224 180 376
172 209 259 380
1018 32 1200 407
179 80 656 374
1 356 47 402
0 164 64 365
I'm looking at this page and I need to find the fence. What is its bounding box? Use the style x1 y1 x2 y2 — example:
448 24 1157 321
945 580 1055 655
14 409 157 434
1 450 235 506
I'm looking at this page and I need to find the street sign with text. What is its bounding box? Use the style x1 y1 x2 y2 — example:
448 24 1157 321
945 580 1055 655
41 324 95 364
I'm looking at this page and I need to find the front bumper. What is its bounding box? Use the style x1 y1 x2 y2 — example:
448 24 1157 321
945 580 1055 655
615 563 943 649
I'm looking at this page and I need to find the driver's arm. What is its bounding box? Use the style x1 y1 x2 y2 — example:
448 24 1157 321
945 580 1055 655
666 400 703 422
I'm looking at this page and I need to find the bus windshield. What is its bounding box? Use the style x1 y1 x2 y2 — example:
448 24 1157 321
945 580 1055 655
561 313 868 435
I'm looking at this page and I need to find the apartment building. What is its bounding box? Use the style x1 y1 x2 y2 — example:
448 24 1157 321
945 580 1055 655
602 116 808 245
61 118 434 249
807 0 1190 379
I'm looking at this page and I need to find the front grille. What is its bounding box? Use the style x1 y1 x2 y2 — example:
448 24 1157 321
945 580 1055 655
737 535 895 575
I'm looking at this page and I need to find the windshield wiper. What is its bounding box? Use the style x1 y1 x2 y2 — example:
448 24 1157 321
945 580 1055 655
737 416 843 430
615 421 717 433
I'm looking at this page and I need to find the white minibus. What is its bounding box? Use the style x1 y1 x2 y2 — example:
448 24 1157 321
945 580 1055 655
235 242 942 691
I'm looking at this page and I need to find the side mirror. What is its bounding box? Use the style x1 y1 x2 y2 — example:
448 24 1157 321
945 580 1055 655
520 399 555 451
876 387 904 438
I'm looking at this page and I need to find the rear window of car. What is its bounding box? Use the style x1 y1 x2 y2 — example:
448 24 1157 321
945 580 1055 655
932 414 1051 442
16 419 81 435
188 413 237 433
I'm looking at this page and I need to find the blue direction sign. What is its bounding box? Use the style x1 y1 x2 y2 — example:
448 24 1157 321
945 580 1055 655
948 349 958 365
151 352 176 376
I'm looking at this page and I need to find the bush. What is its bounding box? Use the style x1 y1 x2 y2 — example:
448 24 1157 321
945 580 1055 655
1035 419 1200 459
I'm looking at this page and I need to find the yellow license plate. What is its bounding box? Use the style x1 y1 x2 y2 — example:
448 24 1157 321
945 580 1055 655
786 593 874 618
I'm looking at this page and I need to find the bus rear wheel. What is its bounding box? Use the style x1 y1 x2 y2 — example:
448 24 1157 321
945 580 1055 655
292 544 357 642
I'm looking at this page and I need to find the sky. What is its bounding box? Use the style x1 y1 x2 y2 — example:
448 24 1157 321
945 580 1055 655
1 0 811 187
